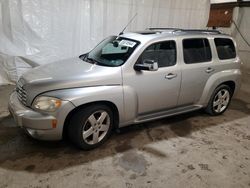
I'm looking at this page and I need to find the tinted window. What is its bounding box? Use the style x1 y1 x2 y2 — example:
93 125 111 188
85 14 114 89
138 41 176 68
183 38 212 64
214 38 236 60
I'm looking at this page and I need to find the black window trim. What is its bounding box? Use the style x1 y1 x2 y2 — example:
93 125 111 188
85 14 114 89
182 38 212 64
136 40 177 68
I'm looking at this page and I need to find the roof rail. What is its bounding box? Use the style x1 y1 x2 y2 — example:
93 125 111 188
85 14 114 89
173 29 221 34
147 27 179 31
147 27 221 34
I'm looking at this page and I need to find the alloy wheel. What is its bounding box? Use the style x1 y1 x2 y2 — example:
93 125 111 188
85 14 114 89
82 110 111 145
213 89 230 113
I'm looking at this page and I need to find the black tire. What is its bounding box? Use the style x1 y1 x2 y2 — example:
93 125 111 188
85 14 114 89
205 84 232 116
68 104 114 150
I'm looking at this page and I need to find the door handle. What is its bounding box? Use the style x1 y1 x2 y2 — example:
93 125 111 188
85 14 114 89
165 73 177 79
206 67 215 73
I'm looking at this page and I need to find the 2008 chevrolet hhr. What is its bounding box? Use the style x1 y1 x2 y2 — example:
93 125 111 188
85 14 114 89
9 28 241 149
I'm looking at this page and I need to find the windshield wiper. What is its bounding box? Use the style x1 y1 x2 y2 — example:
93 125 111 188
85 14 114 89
80 54 108 66
79 53 88 60
80 54 98 64
86 57 102 65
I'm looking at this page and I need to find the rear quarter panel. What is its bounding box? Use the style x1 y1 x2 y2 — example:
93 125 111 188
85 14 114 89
198 64 241 106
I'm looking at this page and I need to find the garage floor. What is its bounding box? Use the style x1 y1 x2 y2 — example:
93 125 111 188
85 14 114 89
0 70 250 188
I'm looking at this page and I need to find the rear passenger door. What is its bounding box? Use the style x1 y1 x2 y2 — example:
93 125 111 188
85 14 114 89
178 38 216 105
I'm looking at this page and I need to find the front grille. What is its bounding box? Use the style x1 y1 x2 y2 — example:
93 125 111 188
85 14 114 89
16 80 27 106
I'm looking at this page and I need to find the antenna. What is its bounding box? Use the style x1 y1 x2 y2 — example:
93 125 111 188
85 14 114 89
119 13 138 35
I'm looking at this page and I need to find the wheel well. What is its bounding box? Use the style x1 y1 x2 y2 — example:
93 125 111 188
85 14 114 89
63 101 120 139
220 81 235 94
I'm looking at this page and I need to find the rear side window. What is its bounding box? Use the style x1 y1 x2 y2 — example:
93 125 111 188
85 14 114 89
138 40 176 68
214 38 236 60
183 38 212 64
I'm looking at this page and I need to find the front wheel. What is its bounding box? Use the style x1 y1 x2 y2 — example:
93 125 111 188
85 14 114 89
205 85 232 116
68 104 113 150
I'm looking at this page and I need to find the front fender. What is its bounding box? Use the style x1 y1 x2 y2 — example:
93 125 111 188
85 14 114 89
198 69 241 106
44 86 125 123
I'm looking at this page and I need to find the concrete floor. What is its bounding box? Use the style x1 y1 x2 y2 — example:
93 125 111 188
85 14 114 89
0 70 250 188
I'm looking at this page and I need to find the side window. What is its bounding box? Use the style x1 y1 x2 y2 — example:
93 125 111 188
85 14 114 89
183 38 212 64
138 41 176 68
214 38 236 60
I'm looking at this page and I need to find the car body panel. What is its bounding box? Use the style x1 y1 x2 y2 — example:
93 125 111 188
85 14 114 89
122 65 181 115
198 68 241 106
44 86 125 123
21 57 122 106
8 92 75 140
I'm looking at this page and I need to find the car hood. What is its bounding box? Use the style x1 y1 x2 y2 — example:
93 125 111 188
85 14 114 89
20 57 122 105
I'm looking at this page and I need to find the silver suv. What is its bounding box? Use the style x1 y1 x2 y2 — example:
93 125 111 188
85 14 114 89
9 28 241 149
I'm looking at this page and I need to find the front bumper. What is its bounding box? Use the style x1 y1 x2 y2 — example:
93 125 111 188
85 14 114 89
8 92 74 140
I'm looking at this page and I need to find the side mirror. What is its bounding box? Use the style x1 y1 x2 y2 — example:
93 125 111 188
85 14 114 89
134 59 159 71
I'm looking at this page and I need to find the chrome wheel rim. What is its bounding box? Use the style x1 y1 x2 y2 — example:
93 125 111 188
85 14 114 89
82 110 110 145
213 89 230 113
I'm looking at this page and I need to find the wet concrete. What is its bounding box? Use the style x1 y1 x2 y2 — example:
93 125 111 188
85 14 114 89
117 151 148 174
0 75 250 187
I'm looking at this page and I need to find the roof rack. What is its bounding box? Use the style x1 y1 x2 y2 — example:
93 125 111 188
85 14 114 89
147 28 221 34
147 27 179 31
174 29 221 34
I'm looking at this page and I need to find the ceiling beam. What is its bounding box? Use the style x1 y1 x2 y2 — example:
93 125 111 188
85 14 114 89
211 1 250 8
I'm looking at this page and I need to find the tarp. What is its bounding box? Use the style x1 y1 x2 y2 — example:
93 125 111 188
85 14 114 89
0 0 210 84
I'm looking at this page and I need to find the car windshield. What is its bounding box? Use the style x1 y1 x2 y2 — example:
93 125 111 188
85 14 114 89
80 36 140 67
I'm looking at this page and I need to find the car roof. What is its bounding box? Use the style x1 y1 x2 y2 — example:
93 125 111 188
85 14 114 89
120 28 231 43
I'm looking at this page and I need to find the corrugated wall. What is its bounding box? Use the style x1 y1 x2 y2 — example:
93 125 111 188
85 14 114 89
0 0 210 84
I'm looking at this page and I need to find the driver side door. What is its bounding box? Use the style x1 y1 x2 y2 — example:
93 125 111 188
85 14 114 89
123 40 181 117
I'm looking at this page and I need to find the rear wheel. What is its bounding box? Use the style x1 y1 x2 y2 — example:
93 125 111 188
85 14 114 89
206 85 232 116
68 104 113 150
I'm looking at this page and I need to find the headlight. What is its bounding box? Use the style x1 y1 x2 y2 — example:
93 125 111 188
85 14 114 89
33 96 62 112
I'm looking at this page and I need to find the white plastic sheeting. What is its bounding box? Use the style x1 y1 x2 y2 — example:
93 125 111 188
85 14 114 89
0 0 210 84
233 7 250 68
220 7 250 68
